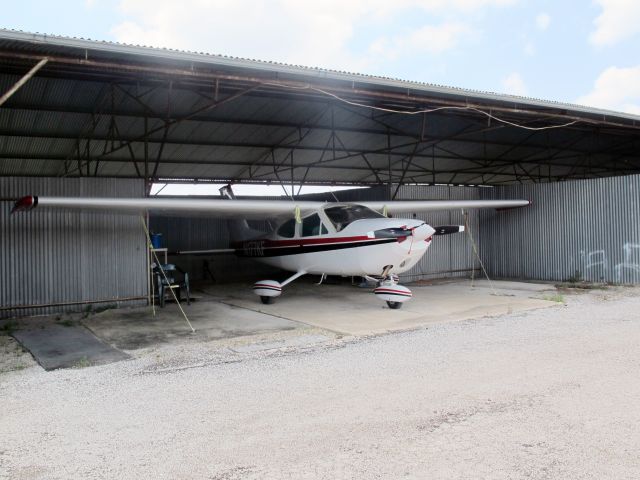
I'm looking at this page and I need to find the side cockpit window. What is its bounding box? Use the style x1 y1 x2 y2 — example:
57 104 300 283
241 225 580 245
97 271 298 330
324 205 384 232
301 213 329 237
277 218 297 238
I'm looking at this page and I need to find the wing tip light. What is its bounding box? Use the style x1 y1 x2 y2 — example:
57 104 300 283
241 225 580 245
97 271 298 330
11 196 38 214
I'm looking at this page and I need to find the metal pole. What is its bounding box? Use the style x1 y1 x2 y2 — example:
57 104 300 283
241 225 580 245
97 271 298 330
0 57 48 107
0 296 147 312
387 129 392 200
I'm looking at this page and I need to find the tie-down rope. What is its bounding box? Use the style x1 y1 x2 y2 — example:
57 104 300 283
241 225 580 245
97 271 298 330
462 210 497 296
140 216 195 333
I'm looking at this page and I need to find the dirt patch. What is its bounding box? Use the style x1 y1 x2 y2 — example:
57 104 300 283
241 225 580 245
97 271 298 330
0 334 37 374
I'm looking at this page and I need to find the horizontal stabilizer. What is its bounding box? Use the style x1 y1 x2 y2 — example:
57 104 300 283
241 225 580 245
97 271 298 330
433 225 465 236
173 248 236 255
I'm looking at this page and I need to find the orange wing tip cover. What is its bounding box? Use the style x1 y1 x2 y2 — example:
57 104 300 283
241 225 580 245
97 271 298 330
11 196 38 214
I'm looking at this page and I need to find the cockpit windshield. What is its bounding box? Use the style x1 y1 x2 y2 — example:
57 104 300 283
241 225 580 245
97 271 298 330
323 204 384 232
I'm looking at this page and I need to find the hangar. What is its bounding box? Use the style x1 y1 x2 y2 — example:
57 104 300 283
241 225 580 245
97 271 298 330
1 29 639 318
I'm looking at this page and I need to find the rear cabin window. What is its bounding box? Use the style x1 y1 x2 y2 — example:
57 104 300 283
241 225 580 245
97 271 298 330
277 218 297 238
324 205 384 232
301 213 329 237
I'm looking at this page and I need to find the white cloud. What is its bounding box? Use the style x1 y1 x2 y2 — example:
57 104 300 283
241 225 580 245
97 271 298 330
524 41 535 56
398 0 518 12
110 0 518 71
590 0 640 46
369 23 472 59
535 12 550 30
111 0 364 71
577 65 640 114
502 72 528 96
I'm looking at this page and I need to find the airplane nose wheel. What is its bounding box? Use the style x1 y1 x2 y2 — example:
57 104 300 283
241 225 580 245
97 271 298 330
373 274 412 309
260 296 273 305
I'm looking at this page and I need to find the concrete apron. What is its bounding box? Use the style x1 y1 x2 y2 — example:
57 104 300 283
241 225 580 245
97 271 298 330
208 279 559 336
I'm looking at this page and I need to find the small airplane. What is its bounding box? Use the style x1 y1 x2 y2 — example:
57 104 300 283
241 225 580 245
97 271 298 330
11 189 529 309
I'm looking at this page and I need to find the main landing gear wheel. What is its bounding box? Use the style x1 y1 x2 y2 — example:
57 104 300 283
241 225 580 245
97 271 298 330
253 280 282 304
253 273 306 305
386 301 402 309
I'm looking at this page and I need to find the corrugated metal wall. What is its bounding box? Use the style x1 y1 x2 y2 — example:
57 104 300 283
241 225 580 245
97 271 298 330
480 175 640 284
1 177 148 318
149 215 278 282
151 185 483 283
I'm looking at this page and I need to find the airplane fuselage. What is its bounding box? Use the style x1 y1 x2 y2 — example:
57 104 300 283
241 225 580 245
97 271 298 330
234 208 435 276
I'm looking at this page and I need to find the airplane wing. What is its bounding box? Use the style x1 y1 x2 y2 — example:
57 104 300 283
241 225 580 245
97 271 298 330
10 195 324 219
360 199 530 214
11 195 530 218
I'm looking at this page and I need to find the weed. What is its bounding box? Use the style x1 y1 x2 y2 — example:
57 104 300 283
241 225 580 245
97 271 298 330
0 321 17 335
543 293 565 303
73 357 91 368
92 303 117 314
567 270 583 283
56 319 74 327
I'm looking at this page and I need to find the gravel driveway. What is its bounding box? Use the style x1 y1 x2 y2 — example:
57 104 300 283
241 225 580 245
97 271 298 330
1 287 639 479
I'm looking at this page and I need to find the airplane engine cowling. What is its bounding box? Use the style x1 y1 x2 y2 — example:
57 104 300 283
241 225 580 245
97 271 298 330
373 284 412 303
253 280 282 298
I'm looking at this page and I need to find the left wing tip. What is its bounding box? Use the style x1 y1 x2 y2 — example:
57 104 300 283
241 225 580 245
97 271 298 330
11 195 38 214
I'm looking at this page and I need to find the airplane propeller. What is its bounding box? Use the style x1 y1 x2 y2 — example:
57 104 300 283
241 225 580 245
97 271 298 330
433 225 465 236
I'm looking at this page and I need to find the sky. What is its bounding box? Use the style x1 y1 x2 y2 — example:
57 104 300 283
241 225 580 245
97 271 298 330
3 0 639 195
3 0 640 114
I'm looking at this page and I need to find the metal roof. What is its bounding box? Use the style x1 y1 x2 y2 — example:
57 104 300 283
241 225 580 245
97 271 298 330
0 28 639 189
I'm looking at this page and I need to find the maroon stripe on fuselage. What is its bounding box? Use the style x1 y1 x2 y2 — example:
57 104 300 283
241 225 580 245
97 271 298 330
235 237 396 258
231 235 371 249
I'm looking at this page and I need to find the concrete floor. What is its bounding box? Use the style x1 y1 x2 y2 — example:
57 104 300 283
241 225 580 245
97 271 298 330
202 278 559 336
7 278 558 369
84 299 304 350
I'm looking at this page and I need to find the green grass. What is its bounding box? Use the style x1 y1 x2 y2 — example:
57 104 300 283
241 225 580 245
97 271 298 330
543 293 565 303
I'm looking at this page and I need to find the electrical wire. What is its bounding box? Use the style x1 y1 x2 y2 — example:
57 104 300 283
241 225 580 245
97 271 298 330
262 81 579 131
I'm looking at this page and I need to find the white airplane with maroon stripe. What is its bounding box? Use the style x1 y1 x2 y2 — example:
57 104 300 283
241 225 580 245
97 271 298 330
11 188 529 309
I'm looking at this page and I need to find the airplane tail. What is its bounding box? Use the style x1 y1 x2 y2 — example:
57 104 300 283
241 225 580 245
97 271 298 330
219 185 264 241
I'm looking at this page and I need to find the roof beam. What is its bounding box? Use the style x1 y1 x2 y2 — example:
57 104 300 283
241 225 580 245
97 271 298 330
2 49 639 132
2 102 637 157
